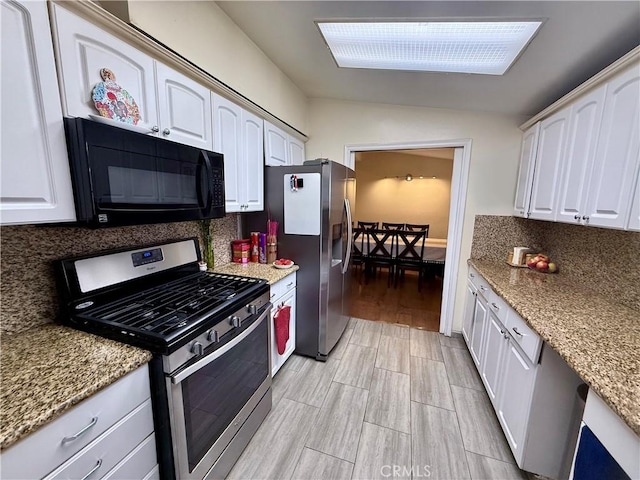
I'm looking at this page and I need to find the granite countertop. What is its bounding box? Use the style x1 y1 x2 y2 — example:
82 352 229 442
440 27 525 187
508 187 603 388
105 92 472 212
0 324 152 450
468 258 640 436
213 262 299 285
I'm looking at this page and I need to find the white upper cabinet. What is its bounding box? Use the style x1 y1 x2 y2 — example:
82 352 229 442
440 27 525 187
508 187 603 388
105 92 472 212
627 174 640 231
51 4 157 127
528 107 570 221
289 137 306 165
264 120 306 166
513 124 540 218
0 0 76 225
52 5 212 150
583 64 640 229
212 93 264 212
155 63 213 150
242 110 265 211
555 85 607 224
264 121 289 166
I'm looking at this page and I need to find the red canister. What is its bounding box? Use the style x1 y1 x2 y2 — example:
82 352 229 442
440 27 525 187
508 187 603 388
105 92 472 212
231 239 250 264
250 232 260 263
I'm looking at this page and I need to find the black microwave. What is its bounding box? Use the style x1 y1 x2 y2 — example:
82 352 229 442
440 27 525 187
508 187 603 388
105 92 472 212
63 117 225 228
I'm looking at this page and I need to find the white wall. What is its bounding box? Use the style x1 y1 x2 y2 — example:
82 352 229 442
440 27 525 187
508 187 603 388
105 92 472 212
127 1 308 131
306 98 523 331
355 151 453 239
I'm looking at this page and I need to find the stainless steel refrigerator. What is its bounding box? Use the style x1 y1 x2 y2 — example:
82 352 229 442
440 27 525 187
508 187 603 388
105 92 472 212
245 159 356 361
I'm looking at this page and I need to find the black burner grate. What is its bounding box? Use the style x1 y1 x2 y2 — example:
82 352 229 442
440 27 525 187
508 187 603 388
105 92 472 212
76 272 265 342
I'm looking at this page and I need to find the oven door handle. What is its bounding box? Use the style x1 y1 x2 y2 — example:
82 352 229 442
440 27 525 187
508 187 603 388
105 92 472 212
170 303 272 384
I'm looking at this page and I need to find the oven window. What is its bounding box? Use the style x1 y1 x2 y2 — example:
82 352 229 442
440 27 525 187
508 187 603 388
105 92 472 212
181 318 268 472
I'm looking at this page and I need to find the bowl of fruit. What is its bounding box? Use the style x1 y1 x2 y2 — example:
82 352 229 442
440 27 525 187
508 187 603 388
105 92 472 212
273 258 295 269
526 254 558 273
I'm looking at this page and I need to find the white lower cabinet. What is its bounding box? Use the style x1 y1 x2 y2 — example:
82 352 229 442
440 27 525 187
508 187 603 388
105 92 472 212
269 273 297 376
461 278 477 345
0 365 157 480
466 267 583 479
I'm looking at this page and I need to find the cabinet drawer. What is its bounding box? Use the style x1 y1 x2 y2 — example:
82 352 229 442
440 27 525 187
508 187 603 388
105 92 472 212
505 310 542 364
102 433 157 480
488 291 509 324
44 399 154 480
269 272 297 303
1 365 150 480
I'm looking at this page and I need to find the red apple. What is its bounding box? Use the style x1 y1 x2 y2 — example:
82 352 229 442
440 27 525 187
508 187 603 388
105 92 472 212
536 260 549 271
536 254 550 262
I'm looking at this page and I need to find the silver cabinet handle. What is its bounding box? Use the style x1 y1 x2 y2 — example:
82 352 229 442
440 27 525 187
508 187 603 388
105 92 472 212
80 459 102 480
469 273 475 278
61 417 98 445
480 286 487 291
286 282 294 288
512 327 523 337
499 329 505 335
151 125 159 133
491 302 499 310
574 214 580 220
270 293 276 298
162 128 171 135
504 333 510 340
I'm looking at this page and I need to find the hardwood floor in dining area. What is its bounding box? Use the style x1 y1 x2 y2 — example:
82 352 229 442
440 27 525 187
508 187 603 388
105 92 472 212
349 268 443 332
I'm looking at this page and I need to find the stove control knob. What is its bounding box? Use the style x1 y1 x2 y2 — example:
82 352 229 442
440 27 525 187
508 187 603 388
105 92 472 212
207 329 219 343
247 304 257 315
230 316 241 328
191 342 204 356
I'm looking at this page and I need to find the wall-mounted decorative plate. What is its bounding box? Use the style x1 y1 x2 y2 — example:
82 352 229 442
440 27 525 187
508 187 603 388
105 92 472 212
92 68 141 125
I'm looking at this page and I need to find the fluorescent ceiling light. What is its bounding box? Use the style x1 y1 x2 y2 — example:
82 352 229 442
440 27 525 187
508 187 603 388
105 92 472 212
316 21 542 75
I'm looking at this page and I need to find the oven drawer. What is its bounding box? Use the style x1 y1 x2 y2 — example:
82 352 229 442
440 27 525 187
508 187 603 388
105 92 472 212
43 399 154 480
269 272 297 303
102 433 157 480
1 365 150 480
505 309 542 364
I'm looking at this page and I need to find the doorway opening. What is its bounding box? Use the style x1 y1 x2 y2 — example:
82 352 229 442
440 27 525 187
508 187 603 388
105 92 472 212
349 149 454 331
345 140 471 337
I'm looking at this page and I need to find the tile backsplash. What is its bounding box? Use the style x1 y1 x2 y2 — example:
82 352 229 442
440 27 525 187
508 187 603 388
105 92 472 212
471 215 640 311
0 215 237 336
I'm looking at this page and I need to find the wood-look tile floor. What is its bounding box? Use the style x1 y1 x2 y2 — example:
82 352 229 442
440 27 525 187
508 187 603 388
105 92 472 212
349 270 443 332
228 319 531 480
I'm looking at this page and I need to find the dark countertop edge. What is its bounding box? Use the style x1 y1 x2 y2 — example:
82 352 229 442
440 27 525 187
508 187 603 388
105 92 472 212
467 258 639 437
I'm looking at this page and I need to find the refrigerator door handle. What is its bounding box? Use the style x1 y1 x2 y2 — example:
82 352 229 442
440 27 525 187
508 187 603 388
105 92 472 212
342 198 352 274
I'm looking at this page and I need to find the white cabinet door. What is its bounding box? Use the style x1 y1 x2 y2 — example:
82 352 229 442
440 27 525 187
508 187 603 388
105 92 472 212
481 312 507 406
271 289 296 377
212 94 243 212
513 124 540 218
627 173 640 231
264 121 289 166
242 110 264 212
469 292 488 368
556 86 607 224
51 4 158 128
528 108 570 221
461 280 476 346
584 64 640 229
0 0 76 225
289 136 306 166
497 340 537 461
155 63 212 150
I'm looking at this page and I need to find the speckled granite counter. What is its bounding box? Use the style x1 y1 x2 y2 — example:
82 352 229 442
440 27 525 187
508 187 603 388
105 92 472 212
213 262 299 285
1 325 152 450
468 258 640 436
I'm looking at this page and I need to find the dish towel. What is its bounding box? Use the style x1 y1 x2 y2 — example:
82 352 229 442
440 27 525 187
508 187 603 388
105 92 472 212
274 305 291 355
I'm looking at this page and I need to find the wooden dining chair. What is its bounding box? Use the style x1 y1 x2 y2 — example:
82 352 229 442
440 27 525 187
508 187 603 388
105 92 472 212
381 222 405 231
351 227 366 282
405 223 430 236
365 229 396 287
357 221 378 230
395 230 427 291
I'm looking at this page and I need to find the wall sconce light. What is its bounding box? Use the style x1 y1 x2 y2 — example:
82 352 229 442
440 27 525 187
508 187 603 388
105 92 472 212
405 173 413 181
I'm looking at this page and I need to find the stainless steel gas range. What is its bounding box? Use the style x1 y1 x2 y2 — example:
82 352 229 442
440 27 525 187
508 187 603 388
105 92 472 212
56 238 272 480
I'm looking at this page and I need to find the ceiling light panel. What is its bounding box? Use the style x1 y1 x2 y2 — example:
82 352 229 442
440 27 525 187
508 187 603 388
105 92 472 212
317 21 542 75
